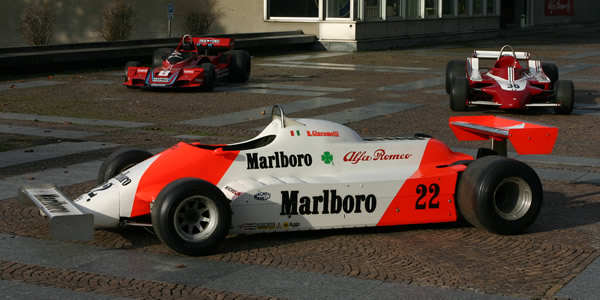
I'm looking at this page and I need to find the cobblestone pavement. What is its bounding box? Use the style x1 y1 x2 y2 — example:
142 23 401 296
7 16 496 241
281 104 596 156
1 25 599 299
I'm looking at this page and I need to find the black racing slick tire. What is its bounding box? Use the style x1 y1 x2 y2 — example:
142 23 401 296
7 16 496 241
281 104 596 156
97 148 153 184
124 61 141 74
541 62 558 89
152 48 172 68
554 80 574 115
456 156 543 235
151 178 232 256
227 50 251 83
200 63 215 92
450 77 469 111
446 60 466 94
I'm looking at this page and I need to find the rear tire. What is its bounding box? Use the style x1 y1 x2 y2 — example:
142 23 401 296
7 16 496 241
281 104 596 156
446 60 466 94
450 77 469 111
456 156 543 235
151 178 231 256
98 148 153 184
153 48 172 69
227 50 251 83
200 63 215 92
554 80 574 114
541 62 558 89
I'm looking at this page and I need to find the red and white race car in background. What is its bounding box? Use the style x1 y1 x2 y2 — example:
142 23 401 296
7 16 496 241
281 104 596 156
446 45 574 114
19 105 558 256
123 34 251 91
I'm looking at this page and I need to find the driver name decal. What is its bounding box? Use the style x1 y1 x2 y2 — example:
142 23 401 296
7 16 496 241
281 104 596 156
246 152 312 169
344 149 412 164
280 190 377 215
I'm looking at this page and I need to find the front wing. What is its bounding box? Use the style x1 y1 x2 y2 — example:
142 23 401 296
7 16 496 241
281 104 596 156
123 67 207 88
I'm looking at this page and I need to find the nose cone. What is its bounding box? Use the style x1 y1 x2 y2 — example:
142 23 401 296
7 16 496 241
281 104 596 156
72 180 121 227
495 89 530 109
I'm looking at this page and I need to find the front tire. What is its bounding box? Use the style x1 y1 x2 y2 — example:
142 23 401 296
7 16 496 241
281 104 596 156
151 178 231 256
200 63 215 92
97 148 153 184
541 62 558 89
554 80 574 114
450 77 469 111
227 50 251 83
456 156 543 235
446 60 466 94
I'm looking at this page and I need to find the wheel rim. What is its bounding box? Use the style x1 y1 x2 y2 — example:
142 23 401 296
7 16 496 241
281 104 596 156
493 177 532 220
174 195 218 242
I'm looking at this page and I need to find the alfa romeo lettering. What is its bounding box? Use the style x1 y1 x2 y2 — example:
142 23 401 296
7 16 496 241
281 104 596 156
246 152 312 170
344 149 412 164
280 190 377 216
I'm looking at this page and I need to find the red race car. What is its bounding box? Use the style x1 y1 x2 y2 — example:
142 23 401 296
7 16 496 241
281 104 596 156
446 45 574 114
123 34 251 91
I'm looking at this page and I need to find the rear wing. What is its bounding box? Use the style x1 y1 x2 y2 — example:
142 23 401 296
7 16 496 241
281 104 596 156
473 50 530 60
192 37 235 50
449 116 558 156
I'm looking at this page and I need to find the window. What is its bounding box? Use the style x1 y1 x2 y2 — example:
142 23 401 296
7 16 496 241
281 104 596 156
327 0 351 18
386 0 401 17
425 0 439 17
486 0 496 15
406 0 421 18
365 0 381 19
442 0 455 16
268 0 319 18
472 0 483 15
457 0 468 15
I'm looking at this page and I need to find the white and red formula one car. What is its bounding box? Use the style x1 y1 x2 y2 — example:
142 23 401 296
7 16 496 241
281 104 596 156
19 105 558 256
446 45 574 114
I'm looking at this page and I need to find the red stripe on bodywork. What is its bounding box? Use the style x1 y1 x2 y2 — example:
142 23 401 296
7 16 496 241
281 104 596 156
377 139 471 226
130 142 239 217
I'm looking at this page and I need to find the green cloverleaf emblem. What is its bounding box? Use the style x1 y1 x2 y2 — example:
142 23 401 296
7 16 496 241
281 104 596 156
321 151 334 166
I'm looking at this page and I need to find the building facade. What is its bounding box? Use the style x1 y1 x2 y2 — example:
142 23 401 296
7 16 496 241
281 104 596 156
2 0 597 50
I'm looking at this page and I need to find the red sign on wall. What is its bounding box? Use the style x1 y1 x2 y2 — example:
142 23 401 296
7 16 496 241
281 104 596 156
545 0 574 16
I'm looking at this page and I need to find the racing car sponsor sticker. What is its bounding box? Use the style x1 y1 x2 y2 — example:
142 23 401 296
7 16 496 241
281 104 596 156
246 152 312 169
197 39 220 44
239 223 277 230
224 186 242 197
240 222 300 231
307 130 339 137
114 172 131 186
343 149 412 164
33 193 70 214
280 190 376 216
75 182 113 202
254 192 271 200
290 130 340 137
283 222 300 229
321 151 334 166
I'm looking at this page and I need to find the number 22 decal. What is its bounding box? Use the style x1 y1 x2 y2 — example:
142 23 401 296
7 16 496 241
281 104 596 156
415 183 440 209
